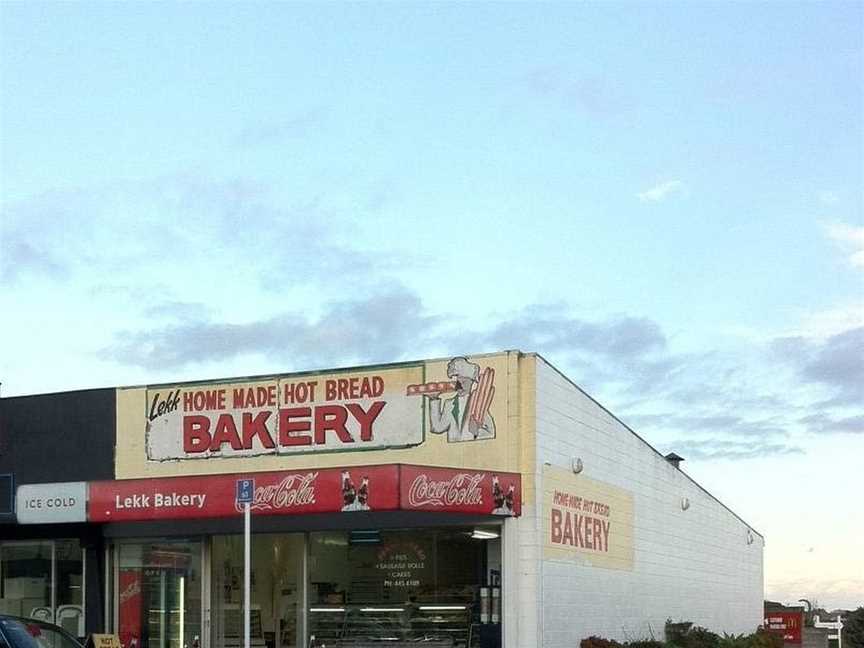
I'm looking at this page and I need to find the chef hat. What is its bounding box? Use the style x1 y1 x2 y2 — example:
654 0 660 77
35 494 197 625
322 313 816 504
447 356 480 381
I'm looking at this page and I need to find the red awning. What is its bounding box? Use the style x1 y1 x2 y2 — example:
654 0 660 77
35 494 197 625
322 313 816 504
88 464 521 522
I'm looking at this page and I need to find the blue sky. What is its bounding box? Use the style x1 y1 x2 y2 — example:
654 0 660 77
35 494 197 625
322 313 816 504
1 2 862 609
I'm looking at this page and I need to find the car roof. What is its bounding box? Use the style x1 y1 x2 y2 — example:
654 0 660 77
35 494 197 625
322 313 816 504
0 616 83 642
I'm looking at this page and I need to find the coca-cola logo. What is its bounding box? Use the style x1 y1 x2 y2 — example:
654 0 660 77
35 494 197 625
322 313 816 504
407 473 484 508
119 579 141 603
236 473 317 512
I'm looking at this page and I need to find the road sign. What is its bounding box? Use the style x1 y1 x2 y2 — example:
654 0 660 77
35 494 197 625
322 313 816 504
814 615 844 648
234 478 255 648
236 478 254 504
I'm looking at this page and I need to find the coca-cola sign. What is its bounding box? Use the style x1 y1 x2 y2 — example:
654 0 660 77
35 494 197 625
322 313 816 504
407 473 485 508
400 465 521 516
85 464 521 522
239 473 318 513
118 577 141 604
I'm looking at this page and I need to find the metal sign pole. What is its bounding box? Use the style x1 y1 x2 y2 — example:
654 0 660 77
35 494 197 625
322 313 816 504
236 478 255 648
244 501 251 648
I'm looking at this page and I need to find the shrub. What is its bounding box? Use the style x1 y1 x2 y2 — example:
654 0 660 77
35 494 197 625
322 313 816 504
748 628 783 648
719 633 748 648
684 626 722 648
666 620 694 646
843 608 864 648
580 637 624 648
627 641 665 648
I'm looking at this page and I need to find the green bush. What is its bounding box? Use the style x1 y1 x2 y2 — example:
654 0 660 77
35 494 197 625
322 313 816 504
580 636 624 648
718 633 748 648
681 626 722 648
844 608 864 648
626 641 665 648
748 628 783 648
579 624 786 648
666 620 694 646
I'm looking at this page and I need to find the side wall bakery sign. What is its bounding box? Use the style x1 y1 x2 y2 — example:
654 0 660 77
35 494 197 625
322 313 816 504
542 465 634 571
145 366 424 460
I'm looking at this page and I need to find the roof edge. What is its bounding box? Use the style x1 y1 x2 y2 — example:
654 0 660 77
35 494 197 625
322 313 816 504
528 351 764 540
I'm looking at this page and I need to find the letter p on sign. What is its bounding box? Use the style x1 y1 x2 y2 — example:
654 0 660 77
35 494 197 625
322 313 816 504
236 478 255 505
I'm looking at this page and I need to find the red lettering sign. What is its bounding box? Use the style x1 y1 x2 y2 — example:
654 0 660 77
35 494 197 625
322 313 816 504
763 612 803 644
87 465 521 522
118 570 142 648
400 465 521 516
548 506 611 552
88 465 400 522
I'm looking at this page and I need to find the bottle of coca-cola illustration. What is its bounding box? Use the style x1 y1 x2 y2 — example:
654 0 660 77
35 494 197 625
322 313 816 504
341 471 356 507
491 475 505 510
504 484 515 513
358 476 369 508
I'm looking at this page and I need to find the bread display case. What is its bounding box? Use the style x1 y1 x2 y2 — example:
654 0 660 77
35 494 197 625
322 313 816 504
308 604 473 647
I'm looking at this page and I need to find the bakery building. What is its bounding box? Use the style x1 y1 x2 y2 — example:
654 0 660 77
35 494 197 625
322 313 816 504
0 351 764 648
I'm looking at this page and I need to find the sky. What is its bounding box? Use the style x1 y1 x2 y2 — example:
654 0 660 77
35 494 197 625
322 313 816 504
1 1 862 611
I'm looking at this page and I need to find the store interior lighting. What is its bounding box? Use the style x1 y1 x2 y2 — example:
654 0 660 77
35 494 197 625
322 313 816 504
470 529 499 540
418 605 467 611
349 530 381 545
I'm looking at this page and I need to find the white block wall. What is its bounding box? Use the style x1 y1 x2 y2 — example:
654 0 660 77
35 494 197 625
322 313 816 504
507 358 764 647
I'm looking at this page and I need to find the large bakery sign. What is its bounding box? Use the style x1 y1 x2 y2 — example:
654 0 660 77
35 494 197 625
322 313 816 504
542 466 634 571
146 366 423 460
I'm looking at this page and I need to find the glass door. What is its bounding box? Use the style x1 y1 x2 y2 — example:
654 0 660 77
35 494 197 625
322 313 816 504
210 535 304 648
116 542 202 648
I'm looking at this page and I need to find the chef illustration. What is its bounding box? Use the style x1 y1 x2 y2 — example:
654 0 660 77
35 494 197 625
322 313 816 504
423 356 496 442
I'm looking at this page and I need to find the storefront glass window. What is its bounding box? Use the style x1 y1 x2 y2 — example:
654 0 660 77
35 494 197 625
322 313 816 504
308 527 501 648
54 541 84 638
211 534 303 648
0 543 52 620
117 542 202 648
0 541 84 633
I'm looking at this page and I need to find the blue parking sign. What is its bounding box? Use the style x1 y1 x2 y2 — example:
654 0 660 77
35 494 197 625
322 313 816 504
236 478 255 505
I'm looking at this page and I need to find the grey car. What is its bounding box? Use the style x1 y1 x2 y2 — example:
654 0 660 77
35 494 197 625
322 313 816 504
0 617 83 648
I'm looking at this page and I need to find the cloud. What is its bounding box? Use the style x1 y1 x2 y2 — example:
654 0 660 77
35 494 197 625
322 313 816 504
102 287 861 460
659 438 803 461
767 576 864 611
437 303 685 395
104 295 686 400
799 412 864 435
0 174 408 290
142 301 212 323
0 187 96 282
801 326 864 397
627 412 788 438
478 303 667 358
103 284 439 370
0 238 65 283
231 109 326 149
637 180 687 203
1 177 263 283
824 222 864 269
772 326 864 406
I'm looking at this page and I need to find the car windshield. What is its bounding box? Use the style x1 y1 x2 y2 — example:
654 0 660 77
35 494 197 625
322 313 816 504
0 619 81 648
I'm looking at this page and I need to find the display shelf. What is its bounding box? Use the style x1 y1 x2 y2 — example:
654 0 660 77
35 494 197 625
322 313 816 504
308 603 472 648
